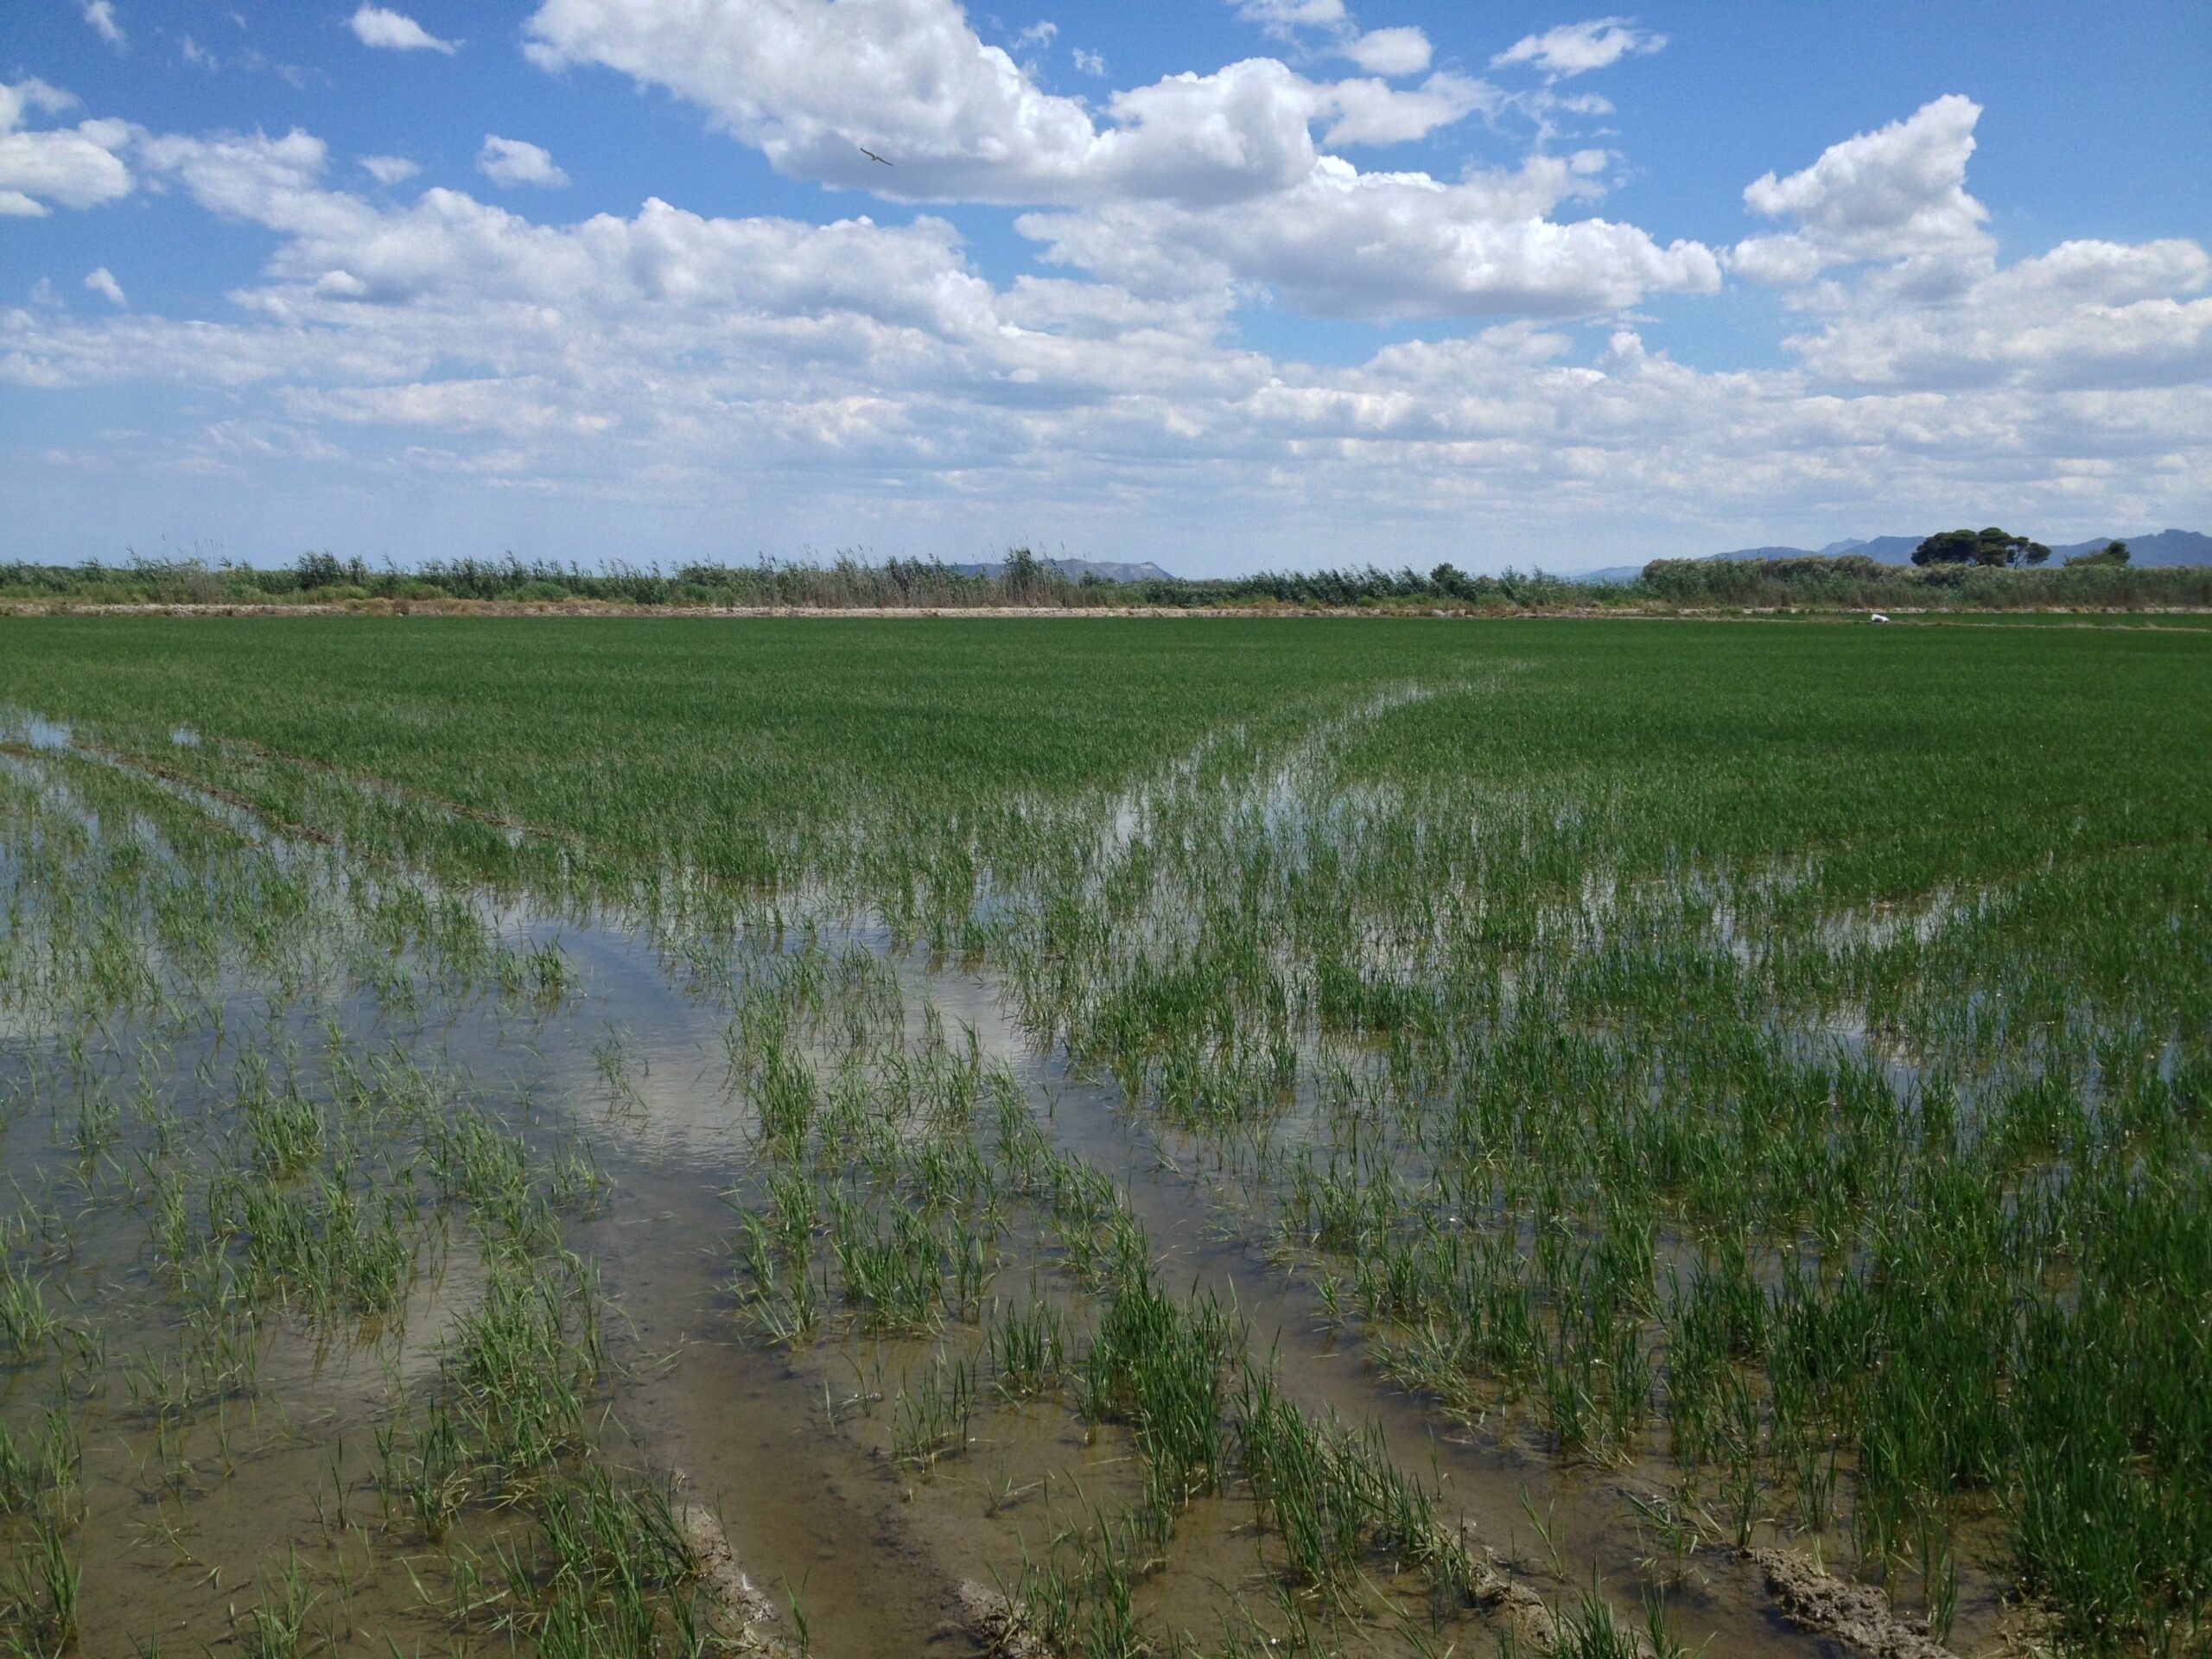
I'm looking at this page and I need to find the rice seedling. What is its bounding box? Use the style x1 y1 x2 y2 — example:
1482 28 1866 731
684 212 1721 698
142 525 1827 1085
0 1513 79 1659
234 1546 317 1659
987 1296 1070 1399
891 1350 977 1470
0 615 2206 1654
0 1261 58 1360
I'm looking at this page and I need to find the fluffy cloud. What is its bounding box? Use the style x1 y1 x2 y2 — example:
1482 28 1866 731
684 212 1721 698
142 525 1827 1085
79 2 124 48
524 0 1125 202
1716 101 2212 399
1233 0 1349 33
1340 27 1432 78
360 155 421 185
1020 154 1719 318
1232 0 1433 79
17 213 2198 555
348 6 460 54
515 0 1702 325
1491 18 1665 78
128 132 1012 338
1313 70 1492 148
137 127 342 231
84 267 128 307
1734 95 1990 283
478 136 570 188
1783 238 2212 391
0 80 134 217
4 61 2208 561
522 0 1475 206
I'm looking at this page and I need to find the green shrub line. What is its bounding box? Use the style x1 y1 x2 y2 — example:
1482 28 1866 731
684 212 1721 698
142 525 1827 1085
3 547 2209 613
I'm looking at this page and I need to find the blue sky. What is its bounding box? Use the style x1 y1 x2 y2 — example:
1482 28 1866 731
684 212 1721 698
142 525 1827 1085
3 0 2207 575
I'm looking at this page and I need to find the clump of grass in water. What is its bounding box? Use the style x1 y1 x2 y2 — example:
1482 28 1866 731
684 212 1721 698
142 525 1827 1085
1236 1365 1465 1598
0 1410 81 1659
1079 1267 1236 1522
892 1350 977 1470
10 617 2212 1654
0 1262 59 1362
987 1297 1069 1400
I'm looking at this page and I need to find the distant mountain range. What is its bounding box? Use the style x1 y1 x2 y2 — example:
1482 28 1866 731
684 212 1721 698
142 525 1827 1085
948 557 1177 583
1576 528 2212 583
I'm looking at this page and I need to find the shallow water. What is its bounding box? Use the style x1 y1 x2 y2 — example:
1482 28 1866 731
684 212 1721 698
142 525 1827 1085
0 709 2057 1658
521 903 2011 1656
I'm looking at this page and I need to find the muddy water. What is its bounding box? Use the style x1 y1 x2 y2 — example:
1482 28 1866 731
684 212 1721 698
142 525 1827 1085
525 910 1996 1658
0 886 1982 1659
580 1165 988 1657
0 717 1993 1659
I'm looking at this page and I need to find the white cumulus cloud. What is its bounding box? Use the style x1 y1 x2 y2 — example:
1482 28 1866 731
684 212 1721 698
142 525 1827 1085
1341 27 1432 78
1233 2 1435 82
477 136 569 188
1784 238 2212 392
79 2 125 48
137 126 339 230
1491 17 1665 78
4 53 2208 564
348 6 460 54
521 0 1478 207
1320 72 1492 147
84 267 128 307
1019 154 1718 318
360 154 421 185
1234 0 1348 33
1734 94 1990 283
0 80 134 217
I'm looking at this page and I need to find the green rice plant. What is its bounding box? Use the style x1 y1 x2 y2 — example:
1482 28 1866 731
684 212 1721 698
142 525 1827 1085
1080 1270 1235 1510
827 1192 948 1332
591 1024 646 1114
544 1146 611 1215
1548 1580 1644 1659
987 1298 1069 1399
230 1169 413 1320
0 1514 79 1659
524 1464 701 1650
443 1249 603 1490
243 1083 324 1177
235 1547 315 1659
1641 1583 1692 1659
0 1262 59 1361
0 1424 29 1514
1011 1516 1145 1659
752 1034 820 1153
891 1351 976 1469
1236 1364 1468 1598
422 1107 560 1255
67 1084 119 1159
7 613 2212 1655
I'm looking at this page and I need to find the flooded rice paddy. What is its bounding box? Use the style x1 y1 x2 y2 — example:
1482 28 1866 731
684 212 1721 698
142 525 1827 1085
0 617 2207 1659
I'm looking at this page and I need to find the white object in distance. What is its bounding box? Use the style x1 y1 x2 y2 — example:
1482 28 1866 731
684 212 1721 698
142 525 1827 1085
1870 613 1891 624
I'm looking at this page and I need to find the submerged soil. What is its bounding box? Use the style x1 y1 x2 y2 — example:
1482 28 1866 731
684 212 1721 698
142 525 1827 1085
4 688 2120 1658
